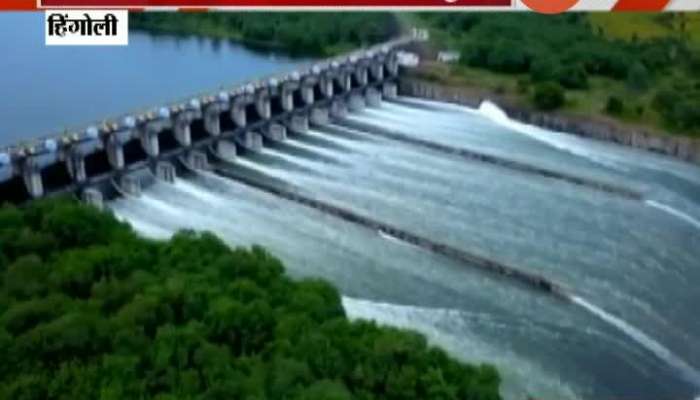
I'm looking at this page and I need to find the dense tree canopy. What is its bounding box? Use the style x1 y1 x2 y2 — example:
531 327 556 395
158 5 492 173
418 13 700 134
0 198 501 400
130 13 400 57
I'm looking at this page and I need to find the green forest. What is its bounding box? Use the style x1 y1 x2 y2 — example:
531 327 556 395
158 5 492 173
414 13 700 136
130 13 400 56
0 198 501 400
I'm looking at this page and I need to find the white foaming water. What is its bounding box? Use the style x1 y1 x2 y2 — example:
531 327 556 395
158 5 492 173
377 229 419 250
477 101 624 171
139 192 183 216
394 96 476 114
306 129 357 147
645 200 700 231
326 123 378 140
342 296 581 400
286 138 342 158
262 147 325 169
477 101 700 188
231 156 291 179
111 209 173 239
173 179 226 205
571 296 700 389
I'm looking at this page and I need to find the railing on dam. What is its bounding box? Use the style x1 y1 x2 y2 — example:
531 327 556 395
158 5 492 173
0 34 419 204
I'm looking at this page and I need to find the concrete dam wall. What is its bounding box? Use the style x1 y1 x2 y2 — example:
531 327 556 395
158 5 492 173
0 38 405 205
0 36 623 301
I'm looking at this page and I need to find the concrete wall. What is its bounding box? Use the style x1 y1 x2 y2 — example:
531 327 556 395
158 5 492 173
0 38 411 204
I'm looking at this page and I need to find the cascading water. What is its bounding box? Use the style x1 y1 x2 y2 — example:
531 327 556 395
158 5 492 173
571 295 700 389
109 96 700 400
646 200 700 230
477 100 700 231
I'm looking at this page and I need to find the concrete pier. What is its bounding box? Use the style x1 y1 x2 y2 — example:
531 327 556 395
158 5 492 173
263 123 287 142
330 100 348 119
82 188 104 210
280 81 297 112
301 76 316 105
65 152 87 183
382 82 398 100
204 93 229 136
255 89 271 120
365 88 382 107
155 162 176 183
231 97 247 128
106 128 132 170
310 107 330 126
287 114 309 134
119 174 141 197
213 140 238 160
22 162 43 198
183 150 209 171
140 129 160 158
348 94 366 112
235 131 263 152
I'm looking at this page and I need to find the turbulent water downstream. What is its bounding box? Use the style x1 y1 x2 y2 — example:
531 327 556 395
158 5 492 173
110 97 700 400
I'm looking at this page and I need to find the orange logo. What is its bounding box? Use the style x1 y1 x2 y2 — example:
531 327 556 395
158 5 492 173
521 0 579 13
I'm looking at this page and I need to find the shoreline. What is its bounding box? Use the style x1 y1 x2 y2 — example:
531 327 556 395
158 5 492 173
398 77 700 166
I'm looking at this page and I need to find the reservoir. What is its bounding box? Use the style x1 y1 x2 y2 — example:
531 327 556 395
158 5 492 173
0 13 302 146
3 12 700 400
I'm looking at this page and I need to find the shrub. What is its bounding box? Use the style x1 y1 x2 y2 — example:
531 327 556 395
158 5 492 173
605 96 625 115
533 82 565 111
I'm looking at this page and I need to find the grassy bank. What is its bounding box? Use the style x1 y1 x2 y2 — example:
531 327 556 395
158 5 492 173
130 13 400 57
411 13 700 138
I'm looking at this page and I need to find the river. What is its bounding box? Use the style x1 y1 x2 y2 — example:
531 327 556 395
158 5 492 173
3 12 700 400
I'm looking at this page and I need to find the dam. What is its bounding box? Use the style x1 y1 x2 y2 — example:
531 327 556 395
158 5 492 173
3 18 700 400
0 37 405 203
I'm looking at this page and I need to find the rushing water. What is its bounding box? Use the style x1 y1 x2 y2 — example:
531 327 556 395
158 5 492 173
0 13 303 146
3 13 700 399
109 96 700 399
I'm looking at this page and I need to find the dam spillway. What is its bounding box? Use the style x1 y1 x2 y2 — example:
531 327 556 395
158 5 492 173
104 97 700 400
0 37 405 204
3 34 700 400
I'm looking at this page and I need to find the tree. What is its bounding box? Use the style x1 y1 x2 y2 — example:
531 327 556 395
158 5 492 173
530 57 559 83
0 199 503 399
533 82 566 111
295 380 351 400
486 40 531 74
558 64 589 90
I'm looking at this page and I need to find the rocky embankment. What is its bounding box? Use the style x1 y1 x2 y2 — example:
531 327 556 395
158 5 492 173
399 77 700 165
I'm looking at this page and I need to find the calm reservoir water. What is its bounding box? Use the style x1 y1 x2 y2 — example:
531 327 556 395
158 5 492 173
0 13 302 146
3 12 700 400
